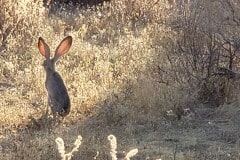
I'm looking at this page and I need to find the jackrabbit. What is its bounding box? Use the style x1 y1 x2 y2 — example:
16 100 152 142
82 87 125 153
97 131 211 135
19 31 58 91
38 36 72 117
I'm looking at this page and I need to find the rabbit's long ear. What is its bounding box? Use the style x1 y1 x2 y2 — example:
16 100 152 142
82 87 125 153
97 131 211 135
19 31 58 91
54 36 72 61
38 37 50 59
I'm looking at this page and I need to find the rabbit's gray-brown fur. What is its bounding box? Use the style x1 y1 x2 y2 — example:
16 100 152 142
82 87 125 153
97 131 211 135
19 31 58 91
38 36 72 117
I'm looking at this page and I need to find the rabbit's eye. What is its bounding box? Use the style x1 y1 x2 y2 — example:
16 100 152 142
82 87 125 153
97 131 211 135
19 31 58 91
60 108 65 113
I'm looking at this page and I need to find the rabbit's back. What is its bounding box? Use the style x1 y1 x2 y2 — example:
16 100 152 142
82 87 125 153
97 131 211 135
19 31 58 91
46 72 70 116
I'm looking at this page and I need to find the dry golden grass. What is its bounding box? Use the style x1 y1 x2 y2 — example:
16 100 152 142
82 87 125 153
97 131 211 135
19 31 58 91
1 0 240 159
0 0 167 124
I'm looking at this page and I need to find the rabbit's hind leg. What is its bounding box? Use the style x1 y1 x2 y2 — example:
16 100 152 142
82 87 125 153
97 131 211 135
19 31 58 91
44 96 52 116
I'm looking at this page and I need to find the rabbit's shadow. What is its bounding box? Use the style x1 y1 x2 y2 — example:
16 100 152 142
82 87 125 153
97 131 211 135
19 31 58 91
28 113 64 130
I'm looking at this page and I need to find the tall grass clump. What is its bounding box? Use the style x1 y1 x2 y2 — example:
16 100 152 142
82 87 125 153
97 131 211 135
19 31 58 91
55 135 82 160
108 134 138 160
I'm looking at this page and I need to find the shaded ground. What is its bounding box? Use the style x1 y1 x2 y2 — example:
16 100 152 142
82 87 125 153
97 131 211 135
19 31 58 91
1 98 240 160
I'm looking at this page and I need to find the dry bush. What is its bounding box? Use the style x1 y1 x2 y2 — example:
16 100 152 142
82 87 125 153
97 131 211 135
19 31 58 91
157 0 240 107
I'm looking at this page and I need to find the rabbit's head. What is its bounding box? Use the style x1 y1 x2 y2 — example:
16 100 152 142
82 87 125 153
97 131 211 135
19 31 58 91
38 36 72 73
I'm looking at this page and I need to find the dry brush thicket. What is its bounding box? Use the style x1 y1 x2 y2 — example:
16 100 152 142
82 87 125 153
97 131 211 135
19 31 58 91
161 0 240 107
1 0 240 159
0 0 172 126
